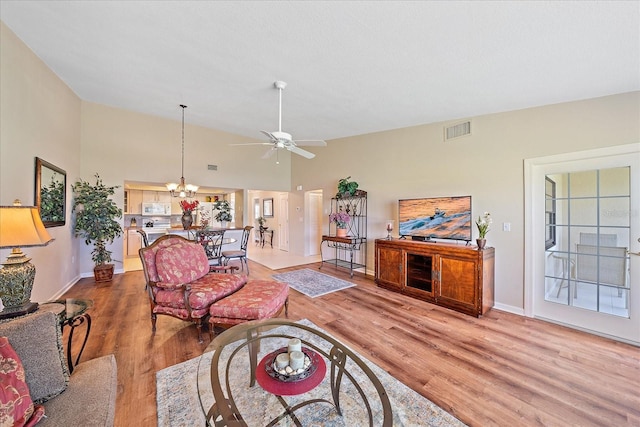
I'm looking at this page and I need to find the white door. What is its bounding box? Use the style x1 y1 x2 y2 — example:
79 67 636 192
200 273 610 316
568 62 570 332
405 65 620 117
525 144 640 344
279 194 289 252
306 190 323 256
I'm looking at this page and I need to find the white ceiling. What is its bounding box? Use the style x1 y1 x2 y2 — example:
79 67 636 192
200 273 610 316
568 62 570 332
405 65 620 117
1 1 638 142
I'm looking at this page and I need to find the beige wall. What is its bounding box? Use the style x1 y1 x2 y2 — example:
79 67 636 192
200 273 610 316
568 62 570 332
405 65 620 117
78 102 292 273
3 20 639 312
290 92 640 312
0 22 82 301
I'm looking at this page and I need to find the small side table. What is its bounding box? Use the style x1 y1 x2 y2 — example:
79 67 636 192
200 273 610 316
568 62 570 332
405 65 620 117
46 299 93 374
260 228 274 248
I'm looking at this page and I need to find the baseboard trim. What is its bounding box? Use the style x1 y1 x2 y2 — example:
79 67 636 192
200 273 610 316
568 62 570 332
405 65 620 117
492 302 524 316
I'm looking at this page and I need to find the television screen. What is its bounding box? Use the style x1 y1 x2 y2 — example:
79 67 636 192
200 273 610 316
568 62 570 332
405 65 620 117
398 196 472 241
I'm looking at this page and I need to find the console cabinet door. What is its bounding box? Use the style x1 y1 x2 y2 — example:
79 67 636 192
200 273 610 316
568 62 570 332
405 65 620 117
376 245 403 290
436 255 479 315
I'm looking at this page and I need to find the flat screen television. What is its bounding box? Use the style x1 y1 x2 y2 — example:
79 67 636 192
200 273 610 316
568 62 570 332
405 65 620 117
398 196 472 242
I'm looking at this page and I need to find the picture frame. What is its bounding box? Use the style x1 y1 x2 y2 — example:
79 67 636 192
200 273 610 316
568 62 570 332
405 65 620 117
35 157 66 227
263 198 274 218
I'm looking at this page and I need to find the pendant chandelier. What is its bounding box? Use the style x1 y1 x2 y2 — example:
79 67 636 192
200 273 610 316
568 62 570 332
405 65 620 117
166 104 198 198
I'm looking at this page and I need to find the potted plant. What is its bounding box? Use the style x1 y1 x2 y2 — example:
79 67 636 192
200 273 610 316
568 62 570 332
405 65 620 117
72 174 123 282
256 216 267 229
330 211 351 237
213 200 232 228
336 176 359 199
475 212 492 249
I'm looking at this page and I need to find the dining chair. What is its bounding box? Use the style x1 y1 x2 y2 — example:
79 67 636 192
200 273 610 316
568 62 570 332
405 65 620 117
222 226 253 274
195 229 238 273
137 229 149 247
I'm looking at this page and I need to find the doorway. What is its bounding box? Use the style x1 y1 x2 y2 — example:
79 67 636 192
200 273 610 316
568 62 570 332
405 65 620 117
524 144 639 344
305 190 323 256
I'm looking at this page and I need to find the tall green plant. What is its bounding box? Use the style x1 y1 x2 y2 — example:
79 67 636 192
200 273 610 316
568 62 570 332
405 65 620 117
72 174 123 266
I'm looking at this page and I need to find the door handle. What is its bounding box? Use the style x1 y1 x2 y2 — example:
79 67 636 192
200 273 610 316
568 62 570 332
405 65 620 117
628 250 640 256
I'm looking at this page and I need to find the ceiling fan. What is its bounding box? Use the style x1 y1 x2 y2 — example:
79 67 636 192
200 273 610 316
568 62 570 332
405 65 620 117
231 81 326 160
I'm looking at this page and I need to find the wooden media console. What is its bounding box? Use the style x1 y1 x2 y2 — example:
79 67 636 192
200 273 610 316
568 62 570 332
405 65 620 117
375 238 495 317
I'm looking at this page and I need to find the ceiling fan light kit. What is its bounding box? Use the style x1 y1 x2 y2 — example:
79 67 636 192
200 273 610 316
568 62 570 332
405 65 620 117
230 81 327 160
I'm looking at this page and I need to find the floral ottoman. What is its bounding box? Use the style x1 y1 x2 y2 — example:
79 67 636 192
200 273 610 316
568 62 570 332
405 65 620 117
208 280 289 339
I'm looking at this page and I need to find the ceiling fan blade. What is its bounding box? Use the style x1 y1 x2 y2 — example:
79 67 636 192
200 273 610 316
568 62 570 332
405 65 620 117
294 139 327 147
262 148 277 159
260 130 278 142
288 145 315 159
229 142 273 146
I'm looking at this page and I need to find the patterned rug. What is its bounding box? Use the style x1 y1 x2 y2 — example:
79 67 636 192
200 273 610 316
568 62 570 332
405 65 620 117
156 319 465 427
271 268 356 297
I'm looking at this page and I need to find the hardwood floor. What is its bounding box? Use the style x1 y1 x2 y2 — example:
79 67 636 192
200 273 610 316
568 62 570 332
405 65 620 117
61 261 640 426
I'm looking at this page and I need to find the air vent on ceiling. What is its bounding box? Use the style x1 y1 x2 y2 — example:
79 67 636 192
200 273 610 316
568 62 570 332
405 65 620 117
207 164 218 171
444 120 472 141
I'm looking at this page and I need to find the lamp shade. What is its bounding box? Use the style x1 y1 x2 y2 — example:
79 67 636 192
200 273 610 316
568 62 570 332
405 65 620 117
0 204 53 249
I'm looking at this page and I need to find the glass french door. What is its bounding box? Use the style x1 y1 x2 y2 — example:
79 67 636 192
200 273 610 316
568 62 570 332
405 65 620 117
526 144 639 345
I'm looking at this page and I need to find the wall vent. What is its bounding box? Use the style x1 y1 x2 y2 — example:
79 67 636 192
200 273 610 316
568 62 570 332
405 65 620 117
444 120 472 141
207 164 218 171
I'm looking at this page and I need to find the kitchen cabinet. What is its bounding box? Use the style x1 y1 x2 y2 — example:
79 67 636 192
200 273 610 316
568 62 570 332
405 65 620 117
127 230 142 257
375 238 494 317
127 190 143 214
142 191 171 204
171 198 187 216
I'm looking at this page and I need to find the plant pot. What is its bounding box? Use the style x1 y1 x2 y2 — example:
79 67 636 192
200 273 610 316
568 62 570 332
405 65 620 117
181 212 193 230
336 228 348 238
476 238 486 249
94 264 114 282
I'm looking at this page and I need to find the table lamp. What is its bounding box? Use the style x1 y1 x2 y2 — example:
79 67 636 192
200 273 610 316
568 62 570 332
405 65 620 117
0 199 54 318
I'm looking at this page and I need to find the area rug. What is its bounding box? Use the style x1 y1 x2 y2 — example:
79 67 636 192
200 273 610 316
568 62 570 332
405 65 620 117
271 268 356 298
156 319 465 427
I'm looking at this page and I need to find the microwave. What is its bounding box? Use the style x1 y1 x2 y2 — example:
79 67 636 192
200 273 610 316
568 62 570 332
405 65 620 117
142 202 171 216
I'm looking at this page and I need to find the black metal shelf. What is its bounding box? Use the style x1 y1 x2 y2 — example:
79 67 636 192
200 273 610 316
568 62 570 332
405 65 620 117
320 191 367 278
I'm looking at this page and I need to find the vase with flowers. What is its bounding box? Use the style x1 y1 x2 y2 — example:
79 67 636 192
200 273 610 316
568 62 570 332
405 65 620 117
475 211 492 249
330 211 351 237
180 199 199 230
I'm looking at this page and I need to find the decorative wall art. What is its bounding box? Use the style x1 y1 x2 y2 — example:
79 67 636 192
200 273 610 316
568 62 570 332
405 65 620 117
263 198 274 217
35 157 66 227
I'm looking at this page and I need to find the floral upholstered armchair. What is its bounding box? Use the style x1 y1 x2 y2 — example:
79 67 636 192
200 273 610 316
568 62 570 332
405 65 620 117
139 234 247 342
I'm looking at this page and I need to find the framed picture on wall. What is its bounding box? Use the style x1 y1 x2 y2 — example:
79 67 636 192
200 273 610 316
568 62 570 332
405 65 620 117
35 157 66 227
263 198 274 217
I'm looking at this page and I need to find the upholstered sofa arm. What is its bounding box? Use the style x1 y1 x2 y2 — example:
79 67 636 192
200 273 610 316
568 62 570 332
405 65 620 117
40 354 117 426
0 310 117 426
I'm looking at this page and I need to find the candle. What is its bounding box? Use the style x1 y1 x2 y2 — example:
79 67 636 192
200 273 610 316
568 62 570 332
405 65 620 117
289 350 304 370
288 338 302 353
275 353 290 369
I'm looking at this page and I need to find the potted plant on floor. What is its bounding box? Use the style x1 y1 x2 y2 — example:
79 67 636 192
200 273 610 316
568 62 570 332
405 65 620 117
72 174 123 282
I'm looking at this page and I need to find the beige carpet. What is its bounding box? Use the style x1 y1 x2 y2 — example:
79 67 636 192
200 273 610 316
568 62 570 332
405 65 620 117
156 319 465 426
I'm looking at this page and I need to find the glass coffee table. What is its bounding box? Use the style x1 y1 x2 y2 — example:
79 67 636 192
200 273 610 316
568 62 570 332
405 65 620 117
196 319 392 426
